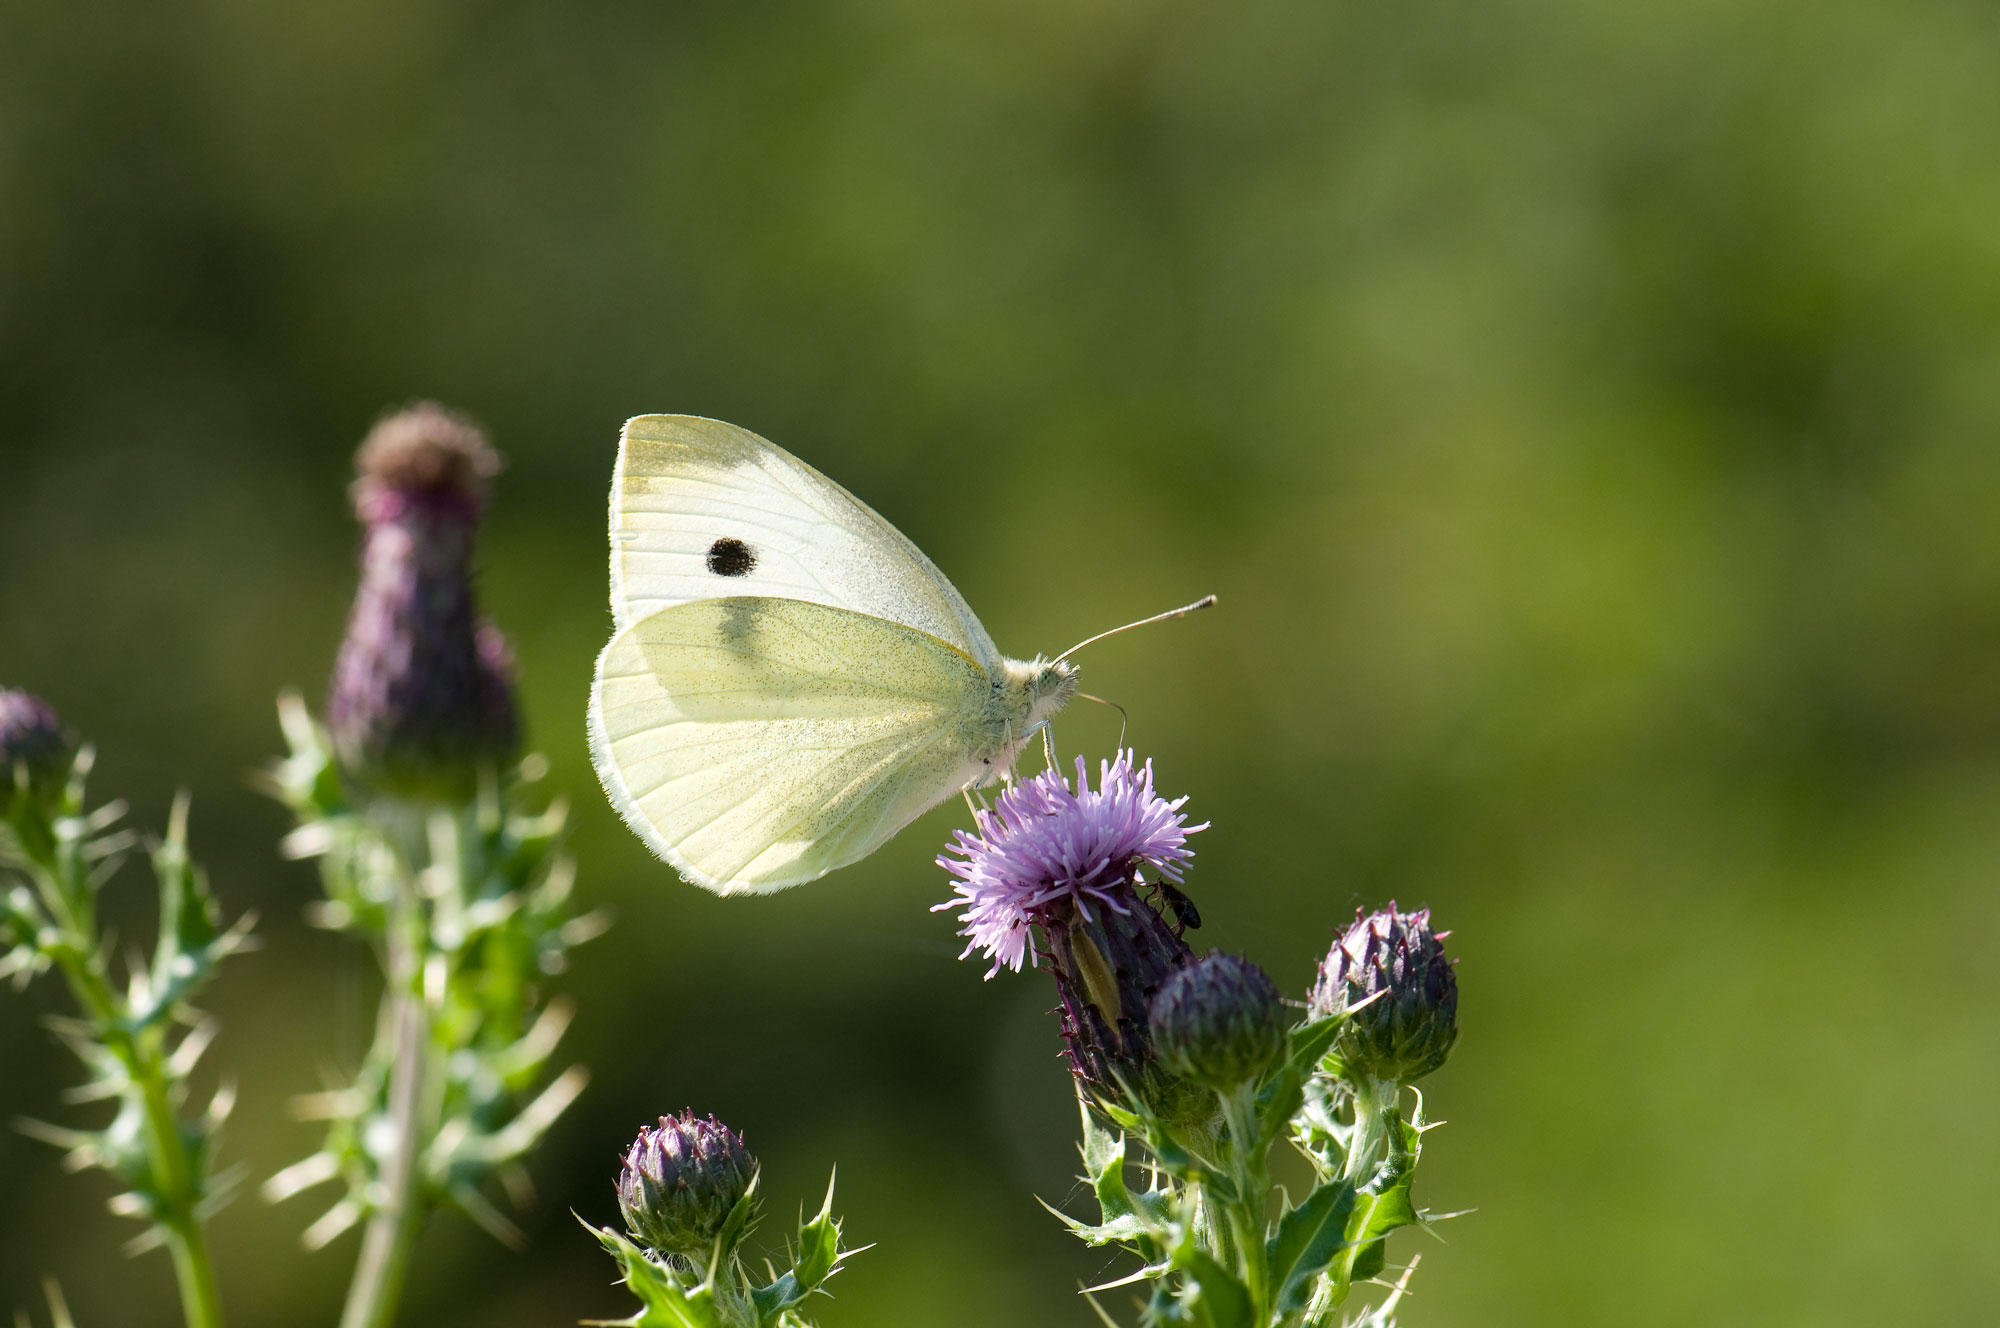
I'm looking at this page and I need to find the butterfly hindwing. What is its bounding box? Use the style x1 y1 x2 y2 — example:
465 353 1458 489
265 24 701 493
588 595 994 892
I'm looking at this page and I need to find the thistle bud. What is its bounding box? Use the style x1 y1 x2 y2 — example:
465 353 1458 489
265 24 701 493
325 403 520 800
0 688 73 816
1149 952 1287 1092
617 1112 758 1259
1310 904 1458 1086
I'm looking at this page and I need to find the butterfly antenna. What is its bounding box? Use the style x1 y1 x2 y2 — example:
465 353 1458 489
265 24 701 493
1075 692 1129 748
1054 594 1217 664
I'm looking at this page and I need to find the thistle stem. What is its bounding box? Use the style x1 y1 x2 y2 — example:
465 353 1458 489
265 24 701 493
164 1224 227 1328
1217 1085 1270 1321
1342 1078 1399 1186
1326 1077 1409 1299
340 857 434 1328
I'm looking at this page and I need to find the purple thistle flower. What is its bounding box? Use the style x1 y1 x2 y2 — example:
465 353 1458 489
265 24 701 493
937 751 1214 1115
935 750 1205 976
325 403 520 800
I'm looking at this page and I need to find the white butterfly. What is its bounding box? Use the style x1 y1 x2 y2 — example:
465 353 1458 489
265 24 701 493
589 415 1107 894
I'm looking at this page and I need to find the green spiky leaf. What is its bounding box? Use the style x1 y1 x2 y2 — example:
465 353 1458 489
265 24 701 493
1043 1196 1154 1248
1167 1246 1253 1328
1337 1117 1423 1287
751 1171 847 1322
1282 1014 1344 1081
790 1175 841 1291
589 1223 724 1328
1254 1063 1306 1149
1265 1177 1356 1315
1084 1108 1138 1224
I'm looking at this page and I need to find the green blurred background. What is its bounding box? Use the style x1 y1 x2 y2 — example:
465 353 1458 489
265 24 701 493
4 1 1998 1324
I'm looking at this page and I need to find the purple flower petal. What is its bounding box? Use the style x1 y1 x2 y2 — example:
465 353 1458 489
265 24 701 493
934 750 1206 976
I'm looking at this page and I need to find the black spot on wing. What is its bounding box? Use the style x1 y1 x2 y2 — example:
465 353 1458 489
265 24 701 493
707 537 757 577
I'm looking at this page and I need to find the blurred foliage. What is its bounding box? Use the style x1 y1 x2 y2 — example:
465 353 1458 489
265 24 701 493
4 1 1999 1325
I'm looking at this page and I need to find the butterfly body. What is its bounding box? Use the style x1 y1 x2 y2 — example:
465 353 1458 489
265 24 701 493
965 655 1080 788
588 415 1076 894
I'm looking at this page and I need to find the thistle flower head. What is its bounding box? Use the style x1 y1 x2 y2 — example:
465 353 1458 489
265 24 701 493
0 688 72 816
1310 903 1459 1087
1150 951 1288 1092
326 402 520 800
936 750 1204 976
617 1111 758 1260
938 752 1211 1119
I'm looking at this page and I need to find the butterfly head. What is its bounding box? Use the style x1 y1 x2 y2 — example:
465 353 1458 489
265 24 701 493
1025 656 1080 732
994 655 1078 739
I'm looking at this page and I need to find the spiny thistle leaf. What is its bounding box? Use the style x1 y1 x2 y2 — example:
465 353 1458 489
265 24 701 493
588 1223 724 1328
1085 1108 1139 1225
1165 1245 1254 1328
789 1178 842 1290
751 1171 856 1320
1326 1116 1424 1291
1265 1178 1357 1316
1 722 247 1256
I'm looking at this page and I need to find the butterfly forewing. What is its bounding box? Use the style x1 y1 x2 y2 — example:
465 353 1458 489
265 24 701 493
609 415 1002 672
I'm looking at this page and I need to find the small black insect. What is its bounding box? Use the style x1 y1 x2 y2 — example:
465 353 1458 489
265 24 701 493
1159 882 1202 932
706 537 757 577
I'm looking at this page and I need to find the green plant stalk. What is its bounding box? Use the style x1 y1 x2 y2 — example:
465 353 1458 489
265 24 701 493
340 867 434 1328
1325 1074 1412 1302
140 1057 227 1328
1216 1084 1271 1321
25 843 225 1328
1341 1078 1399 1187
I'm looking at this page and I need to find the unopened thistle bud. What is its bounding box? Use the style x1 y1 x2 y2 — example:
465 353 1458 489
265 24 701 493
1150 952 1287 1092
1310 903 1458 1086
0 688 73 816
617 1112 758 1260
325 403 520 800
